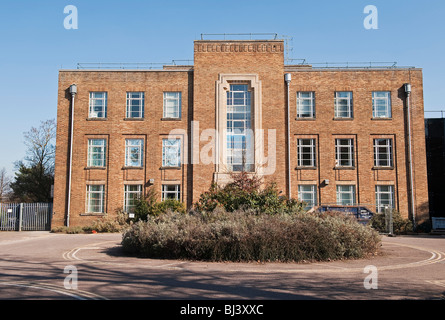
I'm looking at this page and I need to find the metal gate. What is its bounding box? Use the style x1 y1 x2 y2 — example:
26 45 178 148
0 203 53 231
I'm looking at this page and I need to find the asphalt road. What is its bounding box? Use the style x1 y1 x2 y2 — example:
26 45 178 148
0 231 444 301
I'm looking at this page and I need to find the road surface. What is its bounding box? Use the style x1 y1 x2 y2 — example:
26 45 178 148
0 231 444 301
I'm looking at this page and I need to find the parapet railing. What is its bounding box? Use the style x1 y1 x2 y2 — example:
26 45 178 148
77 60 414 70
285 60 415 69
200 33 279 40
77 63 169 70
76 60 194 70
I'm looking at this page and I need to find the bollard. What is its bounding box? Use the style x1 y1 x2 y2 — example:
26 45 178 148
18 203 23 232
384 206 393 236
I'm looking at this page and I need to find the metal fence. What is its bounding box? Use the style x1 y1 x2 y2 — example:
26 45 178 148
0 203 53 231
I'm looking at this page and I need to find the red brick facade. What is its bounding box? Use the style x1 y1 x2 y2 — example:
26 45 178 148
52 39 429 228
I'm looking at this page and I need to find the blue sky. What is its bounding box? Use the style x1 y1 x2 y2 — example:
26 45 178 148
0 0 444 177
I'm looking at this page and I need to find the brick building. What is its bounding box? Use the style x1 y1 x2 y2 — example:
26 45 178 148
52 38 430 228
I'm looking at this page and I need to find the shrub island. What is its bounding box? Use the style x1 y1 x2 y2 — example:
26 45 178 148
120 173 382 263
52 173 384 263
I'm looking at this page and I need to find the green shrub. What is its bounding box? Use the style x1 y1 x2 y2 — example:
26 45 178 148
122 174 380 262
84 213 127 233
370 210 413 234
51 226 85 234
121 209 381 262
194 172 305 215
156 199 187 215
51 212 128 234
133 189 186 221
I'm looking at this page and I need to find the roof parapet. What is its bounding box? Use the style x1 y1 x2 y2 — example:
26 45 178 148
199 33 279 40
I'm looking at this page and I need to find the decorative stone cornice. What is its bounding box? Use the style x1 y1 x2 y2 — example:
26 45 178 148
194 41 284 53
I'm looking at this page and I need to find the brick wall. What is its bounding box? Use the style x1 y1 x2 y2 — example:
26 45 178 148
53 70 191 227
192 40 286 200
287 68 429 224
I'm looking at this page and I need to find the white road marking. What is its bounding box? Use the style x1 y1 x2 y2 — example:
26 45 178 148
0 281 108 300
61 239 445 275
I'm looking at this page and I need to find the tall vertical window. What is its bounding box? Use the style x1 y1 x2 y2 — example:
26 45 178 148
297 92 315 118
372 92 392 118
298 185 318 210
86 185 105 213
297 139 316 167
375 185 395 213
162 139 181 167
163 92 181 119
226 84 254 172
336 185 356 206
335 139 354 167
124 185 142 213
334 91 353 118
374 138 393 167
125 139 144 167
162 185 181 201
126 92 145 119
89 92 107 118
87 139 107 167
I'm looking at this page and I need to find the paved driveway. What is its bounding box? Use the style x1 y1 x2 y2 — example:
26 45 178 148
0 231 444 301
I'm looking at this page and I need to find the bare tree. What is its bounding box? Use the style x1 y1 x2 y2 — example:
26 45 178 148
23 119 56 173
0 167 12 202
9 119 56 203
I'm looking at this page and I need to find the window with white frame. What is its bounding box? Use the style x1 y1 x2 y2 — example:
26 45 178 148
162 184 181 201
336 185 356 206
124 185 142 213
372 91 392 118
374 138 393 167
298 185 317 210
335 139 354 167
89 92 107 118
126 92 145 119
163 92 181 119
297 92 315 118
87 139 107 167
86 185 105 213
334 91 353 118
375 185 395 213
162 139 181 167
297 139 316 167
125 139 144 167
226 84 254 172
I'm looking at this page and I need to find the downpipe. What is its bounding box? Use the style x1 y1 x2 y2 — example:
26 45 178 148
67 84 77 227
285 74 292 200
405 83 416 230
